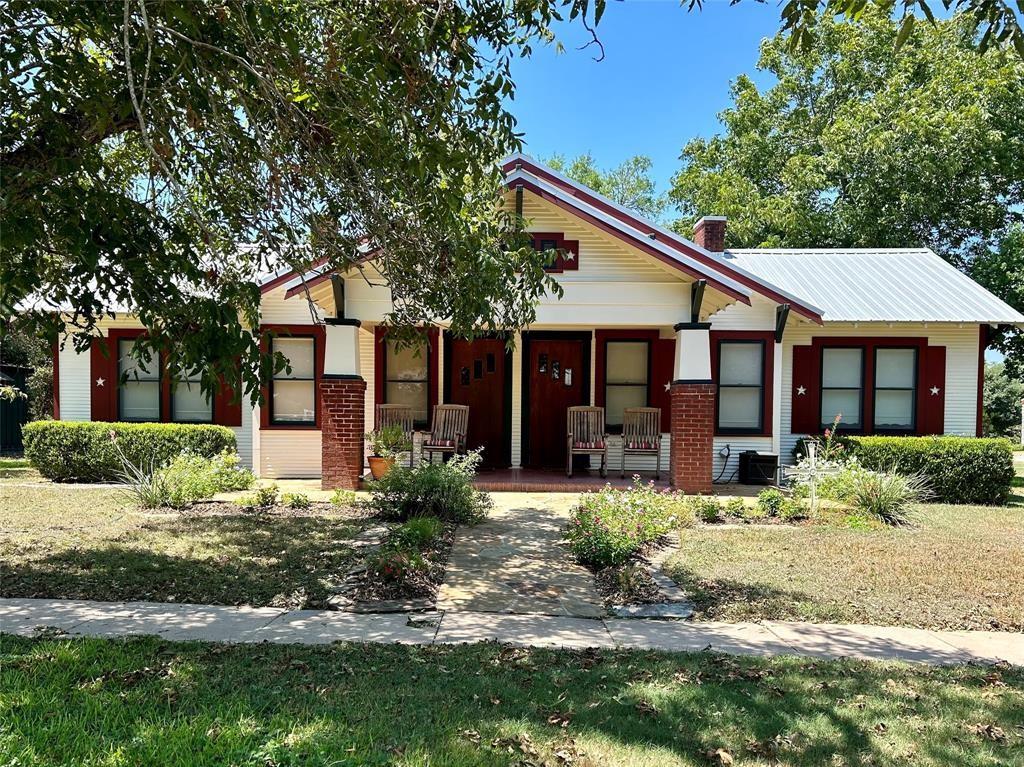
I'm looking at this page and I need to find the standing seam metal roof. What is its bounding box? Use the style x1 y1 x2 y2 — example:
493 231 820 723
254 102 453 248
723 248 1024 324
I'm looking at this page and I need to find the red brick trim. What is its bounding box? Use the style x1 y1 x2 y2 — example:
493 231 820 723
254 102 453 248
320 376 367 490
669 382 715 494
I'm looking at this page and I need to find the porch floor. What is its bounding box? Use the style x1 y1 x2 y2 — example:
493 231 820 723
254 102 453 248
469 467 770 496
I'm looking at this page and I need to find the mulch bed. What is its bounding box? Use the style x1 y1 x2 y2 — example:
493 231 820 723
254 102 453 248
348 520 458 606
176 501 376 519
594 563 663 607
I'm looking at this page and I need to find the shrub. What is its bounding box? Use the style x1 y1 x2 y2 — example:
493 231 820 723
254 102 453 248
565 480 681 567
331 489 358 507
367 547 428 585
281 492 312 510
756 488 786 517
843 436 1015 505
779 498 808 522
724 497 747 517
390 517 443 550
160 450 255 508
847 469 930 526
116 452 171 509
367 450 491 523
23 420 236 482
689 495 722 523
236 483 279 510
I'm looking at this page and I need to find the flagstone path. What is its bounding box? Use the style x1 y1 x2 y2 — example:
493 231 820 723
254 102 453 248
436 493 604 618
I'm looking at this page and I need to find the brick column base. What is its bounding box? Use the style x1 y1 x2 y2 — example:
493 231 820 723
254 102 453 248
320 376 366 490
669 382 715 494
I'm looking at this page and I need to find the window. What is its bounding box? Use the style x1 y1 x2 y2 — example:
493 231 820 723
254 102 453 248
874 348 917 432
821 347 864 429
605 340 649 429
717 341 764 432
171 366 212 423
118 339 160 421
384 339 429 427
271 336 316 424
537 238 560 272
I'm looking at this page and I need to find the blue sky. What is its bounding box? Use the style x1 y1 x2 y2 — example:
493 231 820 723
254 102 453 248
507 1 783 193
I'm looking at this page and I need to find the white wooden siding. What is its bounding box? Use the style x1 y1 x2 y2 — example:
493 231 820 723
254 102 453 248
779 322 980 463
261 287 325 325
258 430 322 478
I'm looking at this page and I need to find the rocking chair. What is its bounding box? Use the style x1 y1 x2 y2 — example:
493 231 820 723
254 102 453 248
421 404 469 465
566 406 608 478
621 407 662 479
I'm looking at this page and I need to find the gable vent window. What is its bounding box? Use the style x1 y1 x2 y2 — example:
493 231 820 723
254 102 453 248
874 348 917 432
821 347 864 429
118 340 161 422
271 337 316 424
717 341 764 432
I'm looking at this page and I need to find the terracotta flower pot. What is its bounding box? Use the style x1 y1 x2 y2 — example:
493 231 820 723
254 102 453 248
368 455 395 480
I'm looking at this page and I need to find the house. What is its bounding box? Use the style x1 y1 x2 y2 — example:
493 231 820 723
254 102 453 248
51 154 1024 491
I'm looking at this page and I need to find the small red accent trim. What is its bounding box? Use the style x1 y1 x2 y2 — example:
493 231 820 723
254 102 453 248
710 330 775 437
283 271 334 300
505 160 823 322
259 324 327 430
51 339 60 419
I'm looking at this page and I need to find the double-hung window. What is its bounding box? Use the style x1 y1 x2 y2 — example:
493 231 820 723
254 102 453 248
118 339 161 421
604 340 649 430
717 341 764 432
384 339 430 428
820 347 864 429
873 348 917 432
271 336 316 425
171 366 212 423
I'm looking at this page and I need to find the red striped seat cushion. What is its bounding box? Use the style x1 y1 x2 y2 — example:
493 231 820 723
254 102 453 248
425 439 455 448
572 440 606 450
625 440 657 450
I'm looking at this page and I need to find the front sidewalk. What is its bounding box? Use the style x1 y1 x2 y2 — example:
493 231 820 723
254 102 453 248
2 597 1021 667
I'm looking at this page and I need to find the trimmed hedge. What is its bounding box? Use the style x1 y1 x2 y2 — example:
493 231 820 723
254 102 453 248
23 420 237 482
842 436 1016 505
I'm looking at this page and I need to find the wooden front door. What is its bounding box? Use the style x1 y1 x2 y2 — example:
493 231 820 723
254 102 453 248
525 334 589 469
445 337 510 468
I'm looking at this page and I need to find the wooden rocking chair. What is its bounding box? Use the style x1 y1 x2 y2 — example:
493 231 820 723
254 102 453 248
421 404 469 465
566 406 607 478
375 404 415 468
621 407 662 479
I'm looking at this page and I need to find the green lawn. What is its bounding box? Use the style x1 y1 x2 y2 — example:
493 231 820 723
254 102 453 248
665 503 1024 631
1 636 1021 767
0 484 368 609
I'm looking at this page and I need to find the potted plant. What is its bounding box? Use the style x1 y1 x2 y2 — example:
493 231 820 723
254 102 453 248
366 423 412 479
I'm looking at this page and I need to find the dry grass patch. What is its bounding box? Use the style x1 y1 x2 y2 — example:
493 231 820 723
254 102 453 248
665 503 1024 631
0 483 369 608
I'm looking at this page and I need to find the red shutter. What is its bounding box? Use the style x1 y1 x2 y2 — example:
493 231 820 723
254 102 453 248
214 366 243 427
651 337 676 432
919 345 946 435
90 337 116 421
791 344 819 434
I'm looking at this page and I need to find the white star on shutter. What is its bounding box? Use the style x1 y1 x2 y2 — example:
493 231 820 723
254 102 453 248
930 386 940 396
564 249 576 261
796 385 806 395
664 381 671 392
95 377 106 387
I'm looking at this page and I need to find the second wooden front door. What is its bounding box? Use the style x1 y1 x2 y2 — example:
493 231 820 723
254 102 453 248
524 334 589 469
445 337 510 468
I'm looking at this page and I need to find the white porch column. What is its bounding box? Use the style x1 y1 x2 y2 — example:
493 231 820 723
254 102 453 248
510 331 523 468
672 322 712 382
323 318 362 376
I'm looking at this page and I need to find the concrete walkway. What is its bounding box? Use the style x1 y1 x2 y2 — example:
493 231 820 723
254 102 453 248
437 493 604 618
2 598 1021 667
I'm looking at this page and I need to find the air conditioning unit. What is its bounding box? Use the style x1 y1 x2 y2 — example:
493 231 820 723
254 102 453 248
738 451 778 485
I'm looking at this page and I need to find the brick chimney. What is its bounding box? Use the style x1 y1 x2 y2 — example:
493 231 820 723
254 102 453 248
693 216 726 252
